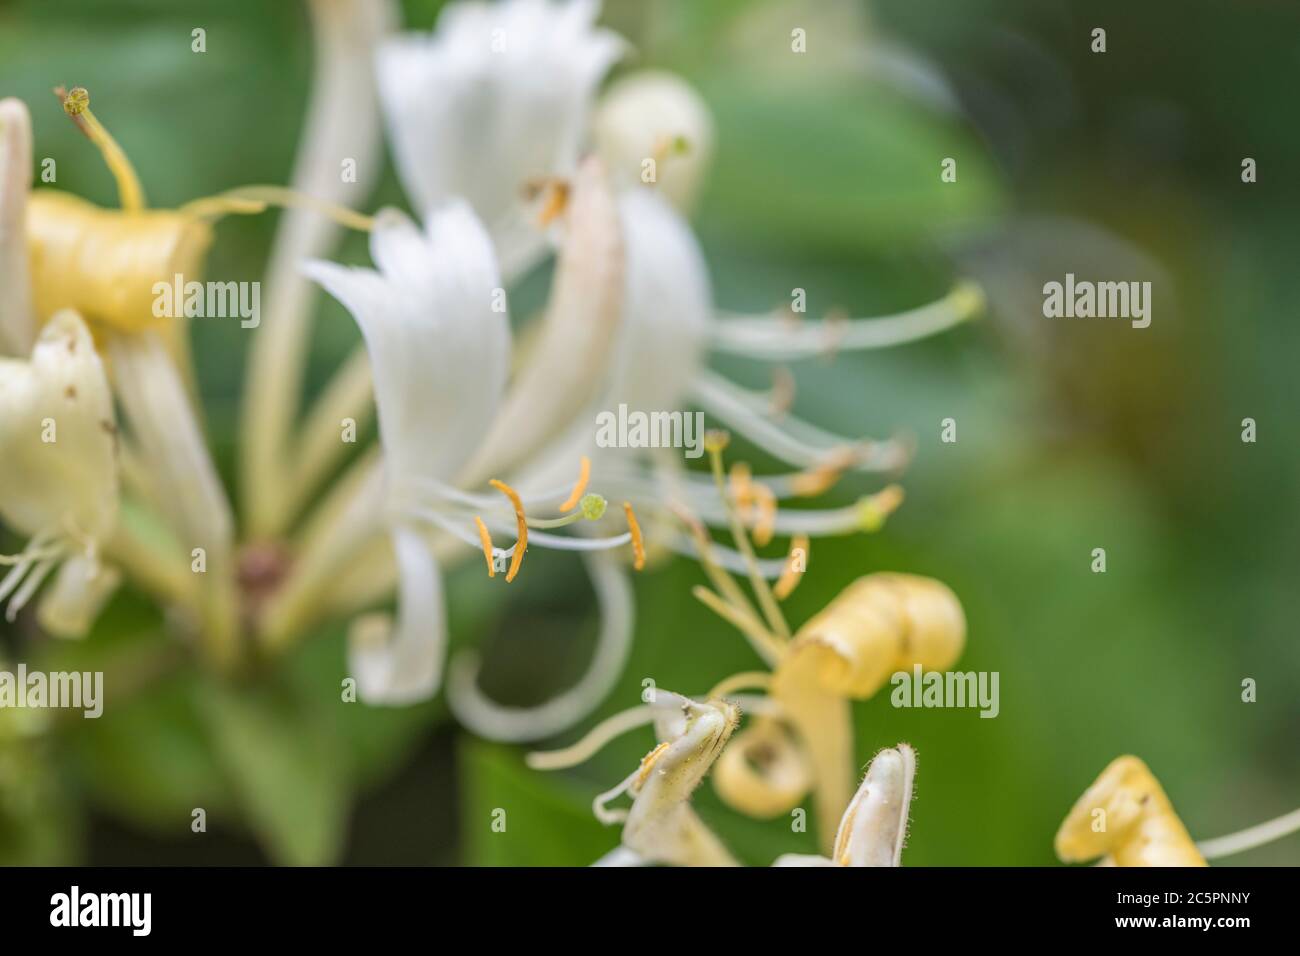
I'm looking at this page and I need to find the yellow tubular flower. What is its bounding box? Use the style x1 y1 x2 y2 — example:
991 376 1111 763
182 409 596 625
766 573 963 849
1056 755 1207 867
27 191 213 336
712 717 812 819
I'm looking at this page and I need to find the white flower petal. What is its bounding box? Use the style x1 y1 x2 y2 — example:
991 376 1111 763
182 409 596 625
460 156 623 484
446 550 633 741
0 311 118 545
0 97 34 356
36 554 121 639
347 523 445 704
376 0 624 279
832 743 917 867
604 188 711 416
304 201 510 498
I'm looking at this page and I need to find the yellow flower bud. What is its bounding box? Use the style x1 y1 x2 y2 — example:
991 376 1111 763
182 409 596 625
1055 755 1207 867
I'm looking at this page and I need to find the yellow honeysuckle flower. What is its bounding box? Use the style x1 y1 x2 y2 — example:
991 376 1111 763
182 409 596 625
680 438 965 853
1057 755 1300 866
528 691 740 867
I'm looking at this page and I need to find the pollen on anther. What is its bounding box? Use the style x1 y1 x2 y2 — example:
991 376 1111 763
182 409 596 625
474 516 495 578
560 456 591 512
489 479 528 582
623 501 646 571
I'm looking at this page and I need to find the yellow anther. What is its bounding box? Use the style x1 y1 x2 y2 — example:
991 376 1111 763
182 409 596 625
560 456 592 512
623 501 646 571
773 534 809 601
474 516 495 578
486 479 528 583
637 741 671 786
728 462 755 521
526 178 570 227
790 446 861 498
858 484 905 532
752 483 777 547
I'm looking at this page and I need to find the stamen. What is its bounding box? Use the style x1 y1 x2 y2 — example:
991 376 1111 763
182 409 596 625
671 503 773 650
769 366 796 418
474 516 495 578
728 462 755 522
790 446 862 497
487 479 528 582
708 671 773 699
858 484 905 532
623 501 646 571
707 439 790 641
179 185 376 232
752 483 777 547
637 741 671 786
773 534 810 600
525 178 570 227
821 307 848 361
526 703 659 770
560 456 592 512
57 86 145 212
691 585 784 664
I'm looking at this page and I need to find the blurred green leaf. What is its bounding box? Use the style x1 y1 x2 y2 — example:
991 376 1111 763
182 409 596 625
698 70 1003 255
199 681 350 866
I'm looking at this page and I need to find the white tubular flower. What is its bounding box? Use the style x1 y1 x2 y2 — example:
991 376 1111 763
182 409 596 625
0 311 119 623
304 201 509 704
376 0 624 281
773 744 917 867
529 692 741 867
0 97 35 356
593 70 715 213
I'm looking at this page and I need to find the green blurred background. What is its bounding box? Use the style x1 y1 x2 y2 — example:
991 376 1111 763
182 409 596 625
1 0 1297 865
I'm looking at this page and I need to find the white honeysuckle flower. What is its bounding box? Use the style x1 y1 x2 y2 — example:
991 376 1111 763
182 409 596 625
304 199 638 703
285 0 983 732
376 0 624 281
773 744 917 867
593 70 715 213
528 692 741 867
0 311 119 623
303 201 509 703
0 97 35 356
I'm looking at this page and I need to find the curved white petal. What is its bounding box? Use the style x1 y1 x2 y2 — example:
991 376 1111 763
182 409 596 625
0 97 34 356
460 156 624 484
348 524 445 704
36 554 121 639
447 551 633 741
376 0 624 279
304 201 510 499
604 187 711 418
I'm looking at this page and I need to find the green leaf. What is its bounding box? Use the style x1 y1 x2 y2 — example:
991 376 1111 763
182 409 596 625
459 739 612 867
697 70 1003 255
198 681 351 866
